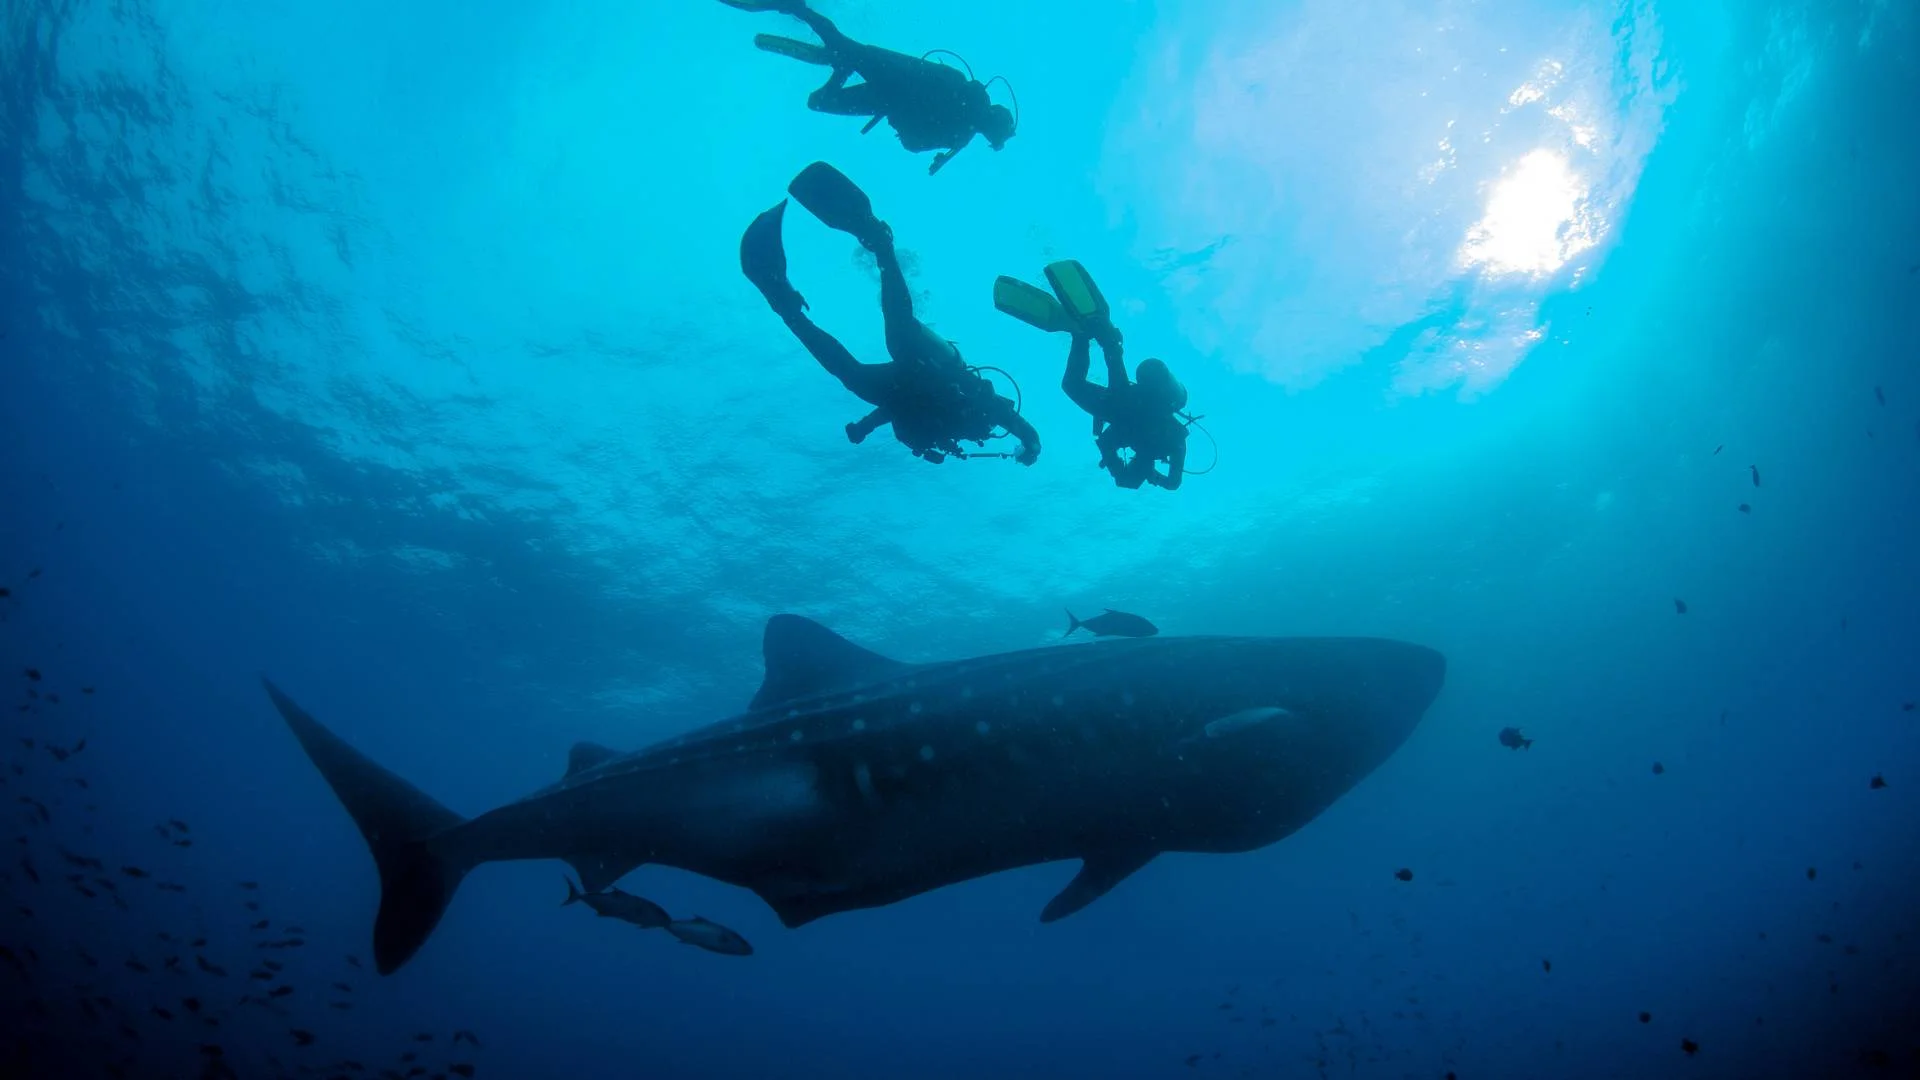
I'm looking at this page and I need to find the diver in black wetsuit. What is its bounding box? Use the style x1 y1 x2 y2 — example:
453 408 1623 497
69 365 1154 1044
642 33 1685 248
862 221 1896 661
1060 325 1188 490
720 0 1016 175
740 163 1041 466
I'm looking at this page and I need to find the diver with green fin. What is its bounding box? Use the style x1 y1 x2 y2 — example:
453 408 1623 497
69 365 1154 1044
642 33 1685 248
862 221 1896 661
717 0 1017 175
996 263 1192 490
740 162 1041 467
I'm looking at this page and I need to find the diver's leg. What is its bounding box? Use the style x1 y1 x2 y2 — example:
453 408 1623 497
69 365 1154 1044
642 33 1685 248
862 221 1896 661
1060 335 1110 419
777 310 893 407
873 236 945 368
807 81 885 117
777 1 856 53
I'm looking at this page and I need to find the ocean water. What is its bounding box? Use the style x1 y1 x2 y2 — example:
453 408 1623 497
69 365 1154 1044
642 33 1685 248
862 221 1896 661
3 0 1918 1077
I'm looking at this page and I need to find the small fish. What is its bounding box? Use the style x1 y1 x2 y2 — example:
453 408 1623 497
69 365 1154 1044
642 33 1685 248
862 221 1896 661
152 1006 174 1021
173 838 192 848
1542 959 1552 973
449 1067 476 1079
121 866 149 879
249 969 275 981
345 954 362 969
414 1033 434 1042
560 876 672 926
182 997 201 1013
1905 702 1916 712
1673 598 1687 615
1749 464 1760 487
1064 608 1158 639
452 1030 481 1047
1652 762 1665 775
259 937 305 949
1869 774 1886 789
125 959 150 973
1711 445 1722 455
1498 726 1533 750
262 959 283 972
1874 386 1885 406
1639 1011 1651 1023
1681 1038 1699 1056
18 856 37 884
267 985 293 998
283 925 306 934
22 669 39 682
1806 867 1817 880
331 982 353 993
250 920 269 931
1393 867 1413 882
1737 503 1750 514
194 956 224 978
190 938 206 948
329 1000 352 1009
156 881 186 893
1184 1054 1202 1068
291 1029 315 1046
168 819 189 833
666 916 754 956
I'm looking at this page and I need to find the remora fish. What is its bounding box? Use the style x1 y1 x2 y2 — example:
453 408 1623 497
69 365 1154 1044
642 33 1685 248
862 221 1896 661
666 916 753 956
561 877 670 930
264 615 1444 974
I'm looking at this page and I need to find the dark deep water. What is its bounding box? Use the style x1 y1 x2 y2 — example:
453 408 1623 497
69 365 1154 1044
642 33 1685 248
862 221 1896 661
3 0 1919 1077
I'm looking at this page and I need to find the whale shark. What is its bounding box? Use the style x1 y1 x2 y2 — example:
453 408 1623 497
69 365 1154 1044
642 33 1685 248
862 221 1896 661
265 615 1445 974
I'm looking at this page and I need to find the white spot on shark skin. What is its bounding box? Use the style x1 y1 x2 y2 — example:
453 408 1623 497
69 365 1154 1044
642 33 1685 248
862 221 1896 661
909 701 923 715
851 719 866 732
852 762 877 806
918 745 935 762
1120 691 1136 708
1050 694 1064 708
789 730 803 742
1204 707 1292 739
975 721 991 736
960 686 975 700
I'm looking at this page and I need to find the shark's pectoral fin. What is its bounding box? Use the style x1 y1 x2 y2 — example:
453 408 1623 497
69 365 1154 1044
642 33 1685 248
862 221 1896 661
566 854 643 895
1040 850 1157 923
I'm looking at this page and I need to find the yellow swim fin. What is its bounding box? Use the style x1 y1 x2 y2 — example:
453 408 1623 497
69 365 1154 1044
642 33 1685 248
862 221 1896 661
1044 260 1110 325
994 276 1075 334
754 33 832 66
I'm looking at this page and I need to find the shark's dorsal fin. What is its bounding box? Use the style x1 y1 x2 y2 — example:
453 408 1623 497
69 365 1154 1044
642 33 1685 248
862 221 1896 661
1040 850 1157 923
750 615 909 711
565 741 621 778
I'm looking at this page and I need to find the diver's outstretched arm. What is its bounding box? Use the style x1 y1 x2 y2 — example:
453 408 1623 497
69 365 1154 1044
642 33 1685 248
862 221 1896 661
847 406 892 444
1151 439 1186 490
928 134 975 175
990 399 1042 466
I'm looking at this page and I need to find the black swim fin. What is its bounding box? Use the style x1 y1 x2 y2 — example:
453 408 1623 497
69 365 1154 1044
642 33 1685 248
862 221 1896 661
788 162 887 248
740 200 807 316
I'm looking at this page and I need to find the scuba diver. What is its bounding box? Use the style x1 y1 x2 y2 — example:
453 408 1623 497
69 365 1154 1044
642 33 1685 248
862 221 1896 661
718 0 1017 175
995 262 1189 490
1063 325 1189 490
739 162 1041 467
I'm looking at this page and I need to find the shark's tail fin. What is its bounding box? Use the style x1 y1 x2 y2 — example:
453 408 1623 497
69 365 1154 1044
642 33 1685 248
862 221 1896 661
562 876 585 906
262 680 470 976
1064 609 1082 638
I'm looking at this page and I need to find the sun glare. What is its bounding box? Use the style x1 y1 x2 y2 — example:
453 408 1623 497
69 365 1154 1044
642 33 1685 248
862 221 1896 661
1459 148 1595 277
